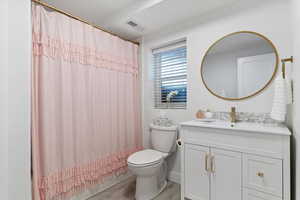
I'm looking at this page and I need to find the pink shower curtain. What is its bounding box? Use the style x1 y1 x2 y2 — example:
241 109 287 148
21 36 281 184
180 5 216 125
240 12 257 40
31 3 142 200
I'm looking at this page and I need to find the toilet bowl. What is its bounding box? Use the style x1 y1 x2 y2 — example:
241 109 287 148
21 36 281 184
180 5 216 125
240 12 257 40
128 149 168 200
127 124 177 200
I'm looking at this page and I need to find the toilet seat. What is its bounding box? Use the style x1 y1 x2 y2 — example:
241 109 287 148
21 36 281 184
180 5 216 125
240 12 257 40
127 149 164 167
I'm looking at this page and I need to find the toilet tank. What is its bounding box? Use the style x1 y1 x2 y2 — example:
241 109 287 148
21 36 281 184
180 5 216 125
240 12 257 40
150 124 178 153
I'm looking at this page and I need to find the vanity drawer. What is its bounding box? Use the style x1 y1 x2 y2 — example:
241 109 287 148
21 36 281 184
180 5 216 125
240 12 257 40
243 189 282 200
243 154 283 197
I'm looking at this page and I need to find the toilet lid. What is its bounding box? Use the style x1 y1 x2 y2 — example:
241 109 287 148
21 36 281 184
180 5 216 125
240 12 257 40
127 149 163 166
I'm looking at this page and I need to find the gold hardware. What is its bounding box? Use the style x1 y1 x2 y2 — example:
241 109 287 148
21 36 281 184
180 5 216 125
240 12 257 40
200 31 279 101
205 154 209 172
210 155 215 173
257 172 264 178
230 107 237 123
281 56 293 79
31 0 139 45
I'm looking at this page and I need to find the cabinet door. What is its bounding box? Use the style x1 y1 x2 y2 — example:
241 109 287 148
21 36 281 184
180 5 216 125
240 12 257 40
184 144 210 200
210 148 242 200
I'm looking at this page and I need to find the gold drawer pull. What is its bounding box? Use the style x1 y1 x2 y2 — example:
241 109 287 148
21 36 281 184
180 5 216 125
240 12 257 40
257 172 264 177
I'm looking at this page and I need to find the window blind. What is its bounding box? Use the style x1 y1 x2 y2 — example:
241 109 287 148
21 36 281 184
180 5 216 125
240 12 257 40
153 40 187 109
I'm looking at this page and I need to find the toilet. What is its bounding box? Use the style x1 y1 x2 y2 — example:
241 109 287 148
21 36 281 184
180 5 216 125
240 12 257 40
127 124 177 200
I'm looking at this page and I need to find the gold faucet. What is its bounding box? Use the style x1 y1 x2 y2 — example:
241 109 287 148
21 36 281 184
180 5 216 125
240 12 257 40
230 107 237 123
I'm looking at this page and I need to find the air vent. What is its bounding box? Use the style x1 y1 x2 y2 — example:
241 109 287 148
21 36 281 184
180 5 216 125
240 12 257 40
127 21 138 27
127 20 145 32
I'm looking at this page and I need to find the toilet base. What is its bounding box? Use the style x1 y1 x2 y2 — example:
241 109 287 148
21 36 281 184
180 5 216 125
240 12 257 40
135 178 167 200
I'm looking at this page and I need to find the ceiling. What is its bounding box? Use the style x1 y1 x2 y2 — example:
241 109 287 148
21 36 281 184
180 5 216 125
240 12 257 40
42 0 241 41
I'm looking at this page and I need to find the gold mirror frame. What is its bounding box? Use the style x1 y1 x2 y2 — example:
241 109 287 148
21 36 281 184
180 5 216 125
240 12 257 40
200 31 279 101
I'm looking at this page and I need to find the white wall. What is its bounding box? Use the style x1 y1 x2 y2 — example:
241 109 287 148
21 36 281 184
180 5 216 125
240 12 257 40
0 0 9 199
292 0 300 199
141 0 293 181
7 0 32 199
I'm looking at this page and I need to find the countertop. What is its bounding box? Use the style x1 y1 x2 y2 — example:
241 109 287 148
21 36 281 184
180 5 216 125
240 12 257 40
180 120 291 136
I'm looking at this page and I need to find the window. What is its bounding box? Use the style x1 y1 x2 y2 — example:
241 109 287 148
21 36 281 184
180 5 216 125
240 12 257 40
153 40 187 109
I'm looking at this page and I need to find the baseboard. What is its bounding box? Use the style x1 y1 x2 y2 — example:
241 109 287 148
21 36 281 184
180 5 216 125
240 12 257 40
71 170 180 200
168 170 181 184
86 173 134 200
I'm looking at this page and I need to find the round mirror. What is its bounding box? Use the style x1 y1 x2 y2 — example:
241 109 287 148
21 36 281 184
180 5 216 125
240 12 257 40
201 31 278 100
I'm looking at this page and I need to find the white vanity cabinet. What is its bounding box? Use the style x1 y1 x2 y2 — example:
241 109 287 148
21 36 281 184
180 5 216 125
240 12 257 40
184 144 242 200
180 121 291 200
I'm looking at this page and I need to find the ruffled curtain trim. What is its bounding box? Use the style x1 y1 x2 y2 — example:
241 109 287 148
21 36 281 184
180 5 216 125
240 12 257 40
38 147 143 200
32 32 139 75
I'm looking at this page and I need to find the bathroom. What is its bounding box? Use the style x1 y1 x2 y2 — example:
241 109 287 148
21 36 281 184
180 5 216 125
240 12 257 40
1 0 300 200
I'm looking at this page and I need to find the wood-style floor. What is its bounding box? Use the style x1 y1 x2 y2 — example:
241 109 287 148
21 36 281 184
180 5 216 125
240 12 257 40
88 177 180 200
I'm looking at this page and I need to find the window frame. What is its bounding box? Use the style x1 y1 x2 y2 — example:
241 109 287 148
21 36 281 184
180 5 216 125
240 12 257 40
152 40 187 109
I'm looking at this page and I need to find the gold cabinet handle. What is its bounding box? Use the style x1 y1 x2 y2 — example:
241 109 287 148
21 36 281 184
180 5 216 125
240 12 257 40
257 172 264 177
205 154 209 172
210 155 215 173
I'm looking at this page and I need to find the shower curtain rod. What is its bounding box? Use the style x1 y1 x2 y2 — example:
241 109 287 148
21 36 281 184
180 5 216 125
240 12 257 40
31 0 140 45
